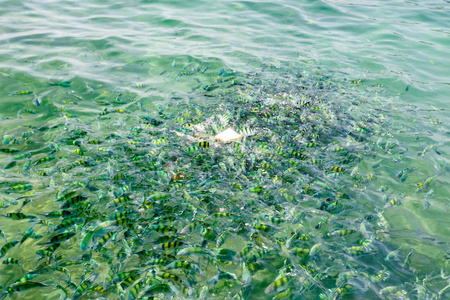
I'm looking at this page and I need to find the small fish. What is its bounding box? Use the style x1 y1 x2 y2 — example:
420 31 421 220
54 217 83 232
384 197 402 208
396 167 414 182
310 243 323 256
114 270 140 283
246 249 270 263
0 148 20 154
177 246 210 256
68 91 83 101
290 150 307 160
36 249 55 261
152 137 168 145
95 230 116 250
44 210 72 218
4 161 17 169
111 217 131 227
379 285 399 295
331 229 356 237
178 71 194 76
265 276 292 294
81 83 94 94
145 283 172 296
41 232 76 245
253 224 274 233
372 159 383 168
0 228 6 242
291 248 310 257
55 191 77 202
6 281 47 294
385 245 402 261
0 240 19 258
55 266 71 281
146 258 169 267
128 279 145 300
199 141 210 148
20 225 36 245
11 273 40 285
350 79 363 84
422 176 434 188
346 246 365 256
402 248 414 269
330 166 345 173
108 210 136 220
185 145 200 152
2 257 24 270
121 273 140 288
3 135 15 145
61 195 87 209
14 152 31 160
249 186 265 193
4 212 35 220
49 81 71 87
33 155 56 166
12 90 34 95
103 263 119 290
156 241 185 250
73 273 98 300
21 106 37 115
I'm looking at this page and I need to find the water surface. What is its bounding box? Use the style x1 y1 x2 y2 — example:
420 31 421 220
0 0 449 299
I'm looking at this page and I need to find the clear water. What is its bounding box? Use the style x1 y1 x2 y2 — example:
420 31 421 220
0 0 449 299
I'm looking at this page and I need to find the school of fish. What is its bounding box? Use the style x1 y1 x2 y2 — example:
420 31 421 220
0 59 449 299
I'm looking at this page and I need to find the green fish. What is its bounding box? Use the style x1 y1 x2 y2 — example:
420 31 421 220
0 148 20 154
6 281 47 294
42 232 76 245
73 273 98 300
49 81 71 87
4 213 35 220
265 276 292 294
2 257 23 271
20 225 36 246
33 155 56 166
11 90 34 95
0 240 19 258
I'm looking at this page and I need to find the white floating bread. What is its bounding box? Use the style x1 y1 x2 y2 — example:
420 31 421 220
215 128 242 142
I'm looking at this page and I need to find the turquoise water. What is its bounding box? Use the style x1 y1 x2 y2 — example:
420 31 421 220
0 0 449 299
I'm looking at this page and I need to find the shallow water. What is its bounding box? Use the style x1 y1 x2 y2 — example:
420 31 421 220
0 1 449 299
